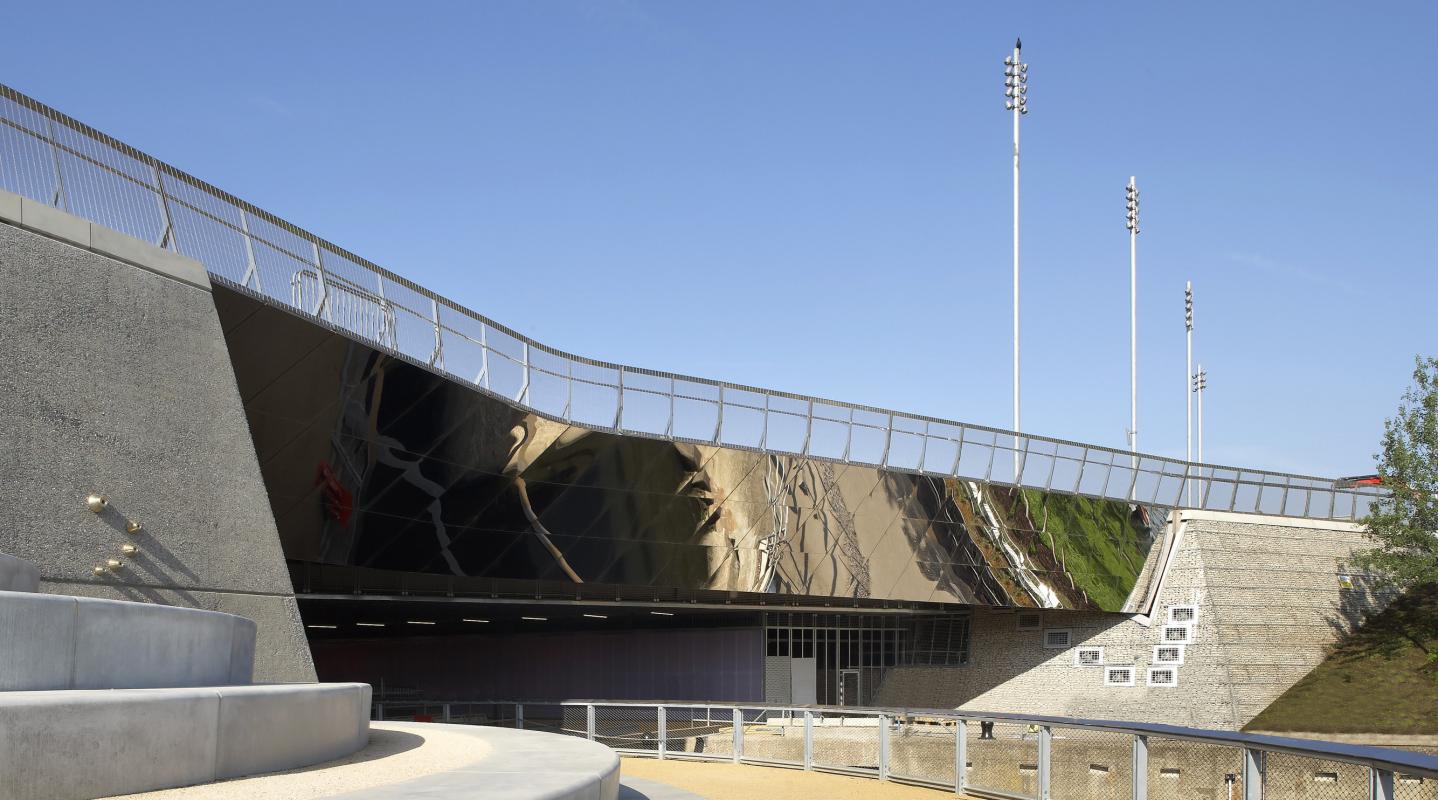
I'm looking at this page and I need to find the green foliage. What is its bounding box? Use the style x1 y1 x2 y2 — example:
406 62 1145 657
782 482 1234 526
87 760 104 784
1354 356 1438 588
1020 489 1145 611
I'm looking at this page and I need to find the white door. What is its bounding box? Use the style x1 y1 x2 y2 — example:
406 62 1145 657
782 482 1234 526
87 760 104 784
790 657 817 705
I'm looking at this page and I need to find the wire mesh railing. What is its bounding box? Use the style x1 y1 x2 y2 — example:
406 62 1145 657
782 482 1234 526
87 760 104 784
370 700 1438 800
0 82 1386 522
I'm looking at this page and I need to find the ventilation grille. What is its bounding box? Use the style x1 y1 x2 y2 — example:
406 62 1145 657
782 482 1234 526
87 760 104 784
1016 612 1042 631
1162 625 1192 644
1075 647 1104 667
1044 629 1072 649
1154 645 1185 665
1105 666 1135 687
1147 667 1178 687
1168 605 1197 624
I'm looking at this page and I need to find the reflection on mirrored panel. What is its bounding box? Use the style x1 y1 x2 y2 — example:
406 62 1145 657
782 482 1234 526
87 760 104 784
217 286 1168 613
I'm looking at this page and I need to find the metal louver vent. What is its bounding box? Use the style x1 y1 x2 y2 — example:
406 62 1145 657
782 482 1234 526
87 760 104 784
1147 666 1178 687
1104 666 1135 687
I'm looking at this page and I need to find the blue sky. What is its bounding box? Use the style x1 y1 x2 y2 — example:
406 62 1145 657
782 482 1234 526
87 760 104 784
4 1 1433 477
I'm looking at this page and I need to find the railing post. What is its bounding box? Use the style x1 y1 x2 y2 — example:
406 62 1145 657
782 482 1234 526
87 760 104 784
1037 725 1052 800
1131 734 1147 800
1242 748 1264 800
658 706 667 760
515 703 524 730
878 713 891 781
587 704 596 741
956 719 967 796
375 702 384 722
442 703 451 723
803 710 814 771
1371 769 1395 800
732 707 743 763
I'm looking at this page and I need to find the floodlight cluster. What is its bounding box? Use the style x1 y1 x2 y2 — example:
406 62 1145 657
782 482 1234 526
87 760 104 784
1126 180 1140 234
1003 47 1029 115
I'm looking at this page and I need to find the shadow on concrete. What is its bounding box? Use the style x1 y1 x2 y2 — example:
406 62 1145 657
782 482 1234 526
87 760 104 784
618 777 708 800
99 501 200 583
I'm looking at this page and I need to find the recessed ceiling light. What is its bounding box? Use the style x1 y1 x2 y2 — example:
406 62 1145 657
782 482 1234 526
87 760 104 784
650 611 674 616
406 620 436 625
583 613 608 619
306 624 337 629
521 616 547 621
356 622 385 628
462 618 489 623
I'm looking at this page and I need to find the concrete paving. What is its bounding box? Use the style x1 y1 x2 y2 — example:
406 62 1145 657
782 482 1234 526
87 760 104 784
617 776 707 800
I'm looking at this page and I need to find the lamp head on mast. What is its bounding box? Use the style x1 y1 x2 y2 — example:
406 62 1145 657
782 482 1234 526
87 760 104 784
1126 177 1140 234
1004 40 1029 115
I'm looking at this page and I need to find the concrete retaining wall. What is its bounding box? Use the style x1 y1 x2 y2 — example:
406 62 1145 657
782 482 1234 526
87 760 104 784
0 589 256 691
0 191 313 682
0 683 371 800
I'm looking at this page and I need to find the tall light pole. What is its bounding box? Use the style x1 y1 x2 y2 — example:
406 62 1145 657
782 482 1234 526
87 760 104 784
1185 282 1194 504
1004 38 1028 477
1126 178 1140 461
1195 365 1207 462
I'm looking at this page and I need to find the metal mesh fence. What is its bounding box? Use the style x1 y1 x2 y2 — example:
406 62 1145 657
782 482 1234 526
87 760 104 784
736 707 805 766
1263 752 1369 800
594 704 659 753
0 81 1385 524
518 703 567 736
561 704 590 740
966 720 1040 798
887 714 957 788
1147 737 1245 800
1050 726 1133 800
810 710 881 776
1397 772 1438 800
660 705 731 761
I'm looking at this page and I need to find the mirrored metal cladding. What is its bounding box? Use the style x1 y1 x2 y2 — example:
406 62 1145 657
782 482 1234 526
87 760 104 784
0 83 1381 524
220 289 1164 611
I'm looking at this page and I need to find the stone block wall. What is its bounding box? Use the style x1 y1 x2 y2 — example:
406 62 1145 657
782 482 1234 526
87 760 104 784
876 511 1389 730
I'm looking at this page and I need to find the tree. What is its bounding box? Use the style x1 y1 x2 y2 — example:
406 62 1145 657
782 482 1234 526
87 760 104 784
1354 356 1438 588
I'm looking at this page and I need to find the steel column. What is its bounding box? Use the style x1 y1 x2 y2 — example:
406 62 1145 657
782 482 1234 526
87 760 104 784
586 704 596 741
804 710 814 770
515 703 524 730
1037 725 1052 800
1242 747 1264 800
879 713 890 781
1132 734 1148 800
658 706 667 760
732 708 743 763
1371 769 1395 800
956 719 967 796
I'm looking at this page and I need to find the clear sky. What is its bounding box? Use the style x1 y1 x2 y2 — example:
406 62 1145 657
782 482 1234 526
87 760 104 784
4 1 1433 477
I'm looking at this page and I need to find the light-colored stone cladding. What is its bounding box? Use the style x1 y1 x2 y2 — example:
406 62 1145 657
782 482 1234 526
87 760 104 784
875 511 1392 730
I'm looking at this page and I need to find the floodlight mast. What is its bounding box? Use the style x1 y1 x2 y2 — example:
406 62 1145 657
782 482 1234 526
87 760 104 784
1185 282 1194 505
1126 178 1140 466
1005 38 1028 480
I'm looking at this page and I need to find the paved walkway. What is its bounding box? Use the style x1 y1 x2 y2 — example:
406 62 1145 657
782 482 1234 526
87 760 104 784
619 776 707 800
620 758 960 800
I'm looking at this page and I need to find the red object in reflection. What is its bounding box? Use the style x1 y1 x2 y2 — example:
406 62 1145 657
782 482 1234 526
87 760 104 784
315 461 354 526
1337 475 1381 488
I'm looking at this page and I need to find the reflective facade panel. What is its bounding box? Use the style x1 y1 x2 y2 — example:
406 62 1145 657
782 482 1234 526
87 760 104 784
219 288 1165 612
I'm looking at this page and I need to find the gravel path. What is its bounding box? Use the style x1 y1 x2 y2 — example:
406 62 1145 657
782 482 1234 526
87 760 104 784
620 758 968 800
102 723 487 799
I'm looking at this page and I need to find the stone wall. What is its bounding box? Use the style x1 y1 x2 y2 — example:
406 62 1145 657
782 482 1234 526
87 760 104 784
0 193 314 682
876 511 1389 730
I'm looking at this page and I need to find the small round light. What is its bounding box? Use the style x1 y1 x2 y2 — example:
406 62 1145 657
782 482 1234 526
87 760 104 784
86 494 108 514
125 520 143 535
105 558 123 570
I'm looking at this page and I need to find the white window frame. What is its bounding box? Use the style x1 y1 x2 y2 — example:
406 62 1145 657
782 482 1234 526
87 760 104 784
1016 611 1042 632
1074 646 1104 667
1043 629 1073 649
1147 666 1179 687
1168 604 1199 625
1152 644 1186 665
1104 665 1136 687
1161 624 1193 645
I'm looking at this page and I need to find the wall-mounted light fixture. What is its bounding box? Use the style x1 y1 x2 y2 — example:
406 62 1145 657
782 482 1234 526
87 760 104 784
105 558 123 571
86 494 108 513
119 544 139 556
92 565 107 576
125 520 143 535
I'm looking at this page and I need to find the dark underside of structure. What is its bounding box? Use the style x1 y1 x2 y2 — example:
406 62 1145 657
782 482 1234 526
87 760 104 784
215 285 1167 702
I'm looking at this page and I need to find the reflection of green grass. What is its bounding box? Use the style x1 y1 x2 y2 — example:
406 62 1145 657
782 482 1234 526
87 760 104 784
1020 489 1145 611
1245 585 1438 734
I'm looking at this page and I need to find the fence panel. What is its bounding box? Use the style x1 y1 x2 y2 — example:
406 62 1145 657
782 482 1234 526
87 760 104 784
887 714 958 788
967 719 1041 799
809 709 882 777
1147 736 1245 800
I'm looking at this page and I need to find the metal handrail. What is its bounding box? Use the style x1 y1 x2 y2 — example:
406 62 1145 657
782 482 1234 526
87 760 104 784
371 699 1438 800
0 83 1385 522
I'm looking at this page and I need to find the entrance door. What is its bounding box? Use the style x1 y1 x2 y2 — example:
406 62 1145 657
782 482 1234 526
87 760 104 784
790 657 817 705
838 669 861 706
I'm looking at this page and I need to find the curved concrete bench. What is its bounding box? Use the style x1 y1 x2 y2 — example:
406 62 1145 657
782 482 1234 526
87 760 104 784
0 683 371 800
0 552 38 592
0 589 256 691
327 722 619 800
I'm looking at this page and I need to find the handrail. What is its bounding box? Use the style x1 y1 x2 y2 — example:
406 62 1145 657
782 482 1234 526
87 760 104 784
370 698 1438 799
0 83 1385 522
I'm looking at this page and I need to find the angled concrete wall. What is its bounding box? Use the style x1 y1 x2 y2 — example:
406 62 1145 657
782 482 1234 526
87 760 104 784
876 511 1391 730
0 552 38 592
0 192 314 682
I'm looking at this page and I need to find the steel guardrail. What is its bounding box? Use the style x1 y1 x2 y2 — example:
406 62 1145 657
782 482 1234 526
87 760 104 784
0 83 1385 522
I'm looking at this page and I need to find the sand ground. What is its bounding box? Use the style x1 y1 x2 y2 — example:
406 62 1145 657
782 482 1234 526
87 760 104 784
620 757 969 800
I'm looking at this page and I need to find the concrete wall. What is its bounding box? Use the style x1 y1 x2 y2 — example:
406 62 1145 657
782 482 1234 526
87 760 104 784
0 192 314 682
0 552 39 592
0 589 255 690
876 511 1392 730
0 683 370 800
